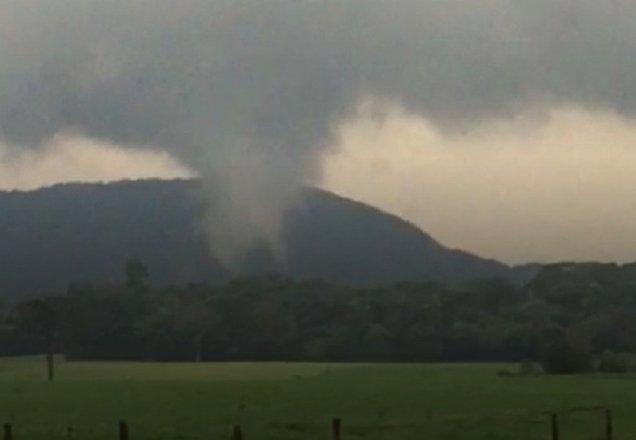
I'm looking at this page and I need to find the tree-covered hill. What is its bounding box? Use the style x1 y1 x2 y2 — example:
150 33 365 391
0 179 532 299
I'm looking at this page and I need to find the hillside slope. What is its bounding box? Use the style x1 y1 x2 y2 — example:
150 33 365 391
0 179 528 297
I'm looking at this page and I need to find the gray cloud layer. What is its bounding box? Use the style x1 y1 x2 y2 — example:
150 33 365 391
1 0 635 263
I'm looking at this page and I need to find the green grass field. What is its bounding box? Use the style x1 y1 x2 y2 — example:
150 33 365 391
1 357 635 439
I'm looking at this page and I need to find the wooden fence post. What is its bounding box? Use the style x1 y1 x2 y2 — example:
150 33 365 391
3 423 11 440
605 409 613 440
551 413 559 440
332 418 341 440
46 351 54 382
232 424 243 440
118 420 128 440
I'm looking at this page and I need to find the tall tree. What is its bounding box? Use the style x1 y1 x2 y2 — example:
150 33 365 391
16 296 64 380
125 258 149 293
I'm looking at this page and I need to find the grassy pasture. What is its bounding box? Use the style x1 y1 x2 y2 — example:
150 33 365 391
0 357 635 439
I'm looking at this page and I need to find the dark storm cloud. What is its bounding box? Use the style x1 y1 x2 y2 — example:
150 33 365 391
1 0 634 263
3 0 635 150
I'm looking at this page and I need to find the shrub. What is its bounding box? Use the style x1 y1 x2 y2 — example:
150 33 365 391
598 350 630 373
517 360 543 376
496 368 513 377
541 339 593 374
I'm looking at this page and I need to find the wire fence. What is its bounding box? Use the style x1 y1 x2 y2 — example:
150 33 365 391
1 407 615 440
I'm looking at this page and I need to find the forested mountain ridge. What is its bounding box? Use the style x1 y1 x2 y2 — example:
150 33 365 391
0 179 533 298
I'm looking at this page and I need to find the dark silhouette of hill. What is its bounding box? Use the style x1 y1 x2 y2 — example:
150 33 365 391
0 179 534 298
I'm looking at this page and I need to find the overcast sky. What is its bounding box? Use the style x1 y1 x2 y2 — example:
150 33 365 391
1 0 636 264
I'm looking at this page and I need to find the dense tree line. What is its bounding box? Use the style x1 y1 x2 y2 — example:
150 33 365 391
3 261 636 371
